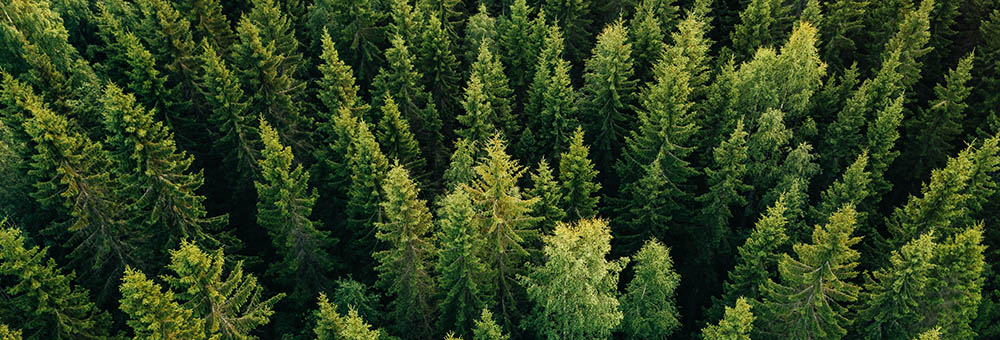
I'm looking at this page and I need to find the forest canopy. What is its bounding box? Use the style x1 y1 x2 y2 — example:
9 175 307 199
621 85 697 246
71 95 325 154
2 0 1000 339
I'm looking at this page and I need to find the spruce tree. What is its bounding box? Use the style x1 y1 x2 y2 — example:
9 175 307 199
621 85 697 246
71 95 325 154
882 0 933 92
854 232 936 340
255 119 335 300
620 239 681 339
810 152 872 227
521 219 627 340
472 309 508 340
418 0 463 44
629 0 666 84
435 189 489 338
457 73 497 146
133 0 200 116
0 325 21 340
162 241 283 340
526 158 565 234
820 0 867 70
702 297 755 340
100 84 227 252
344 118 390 279
417 15 462 134
0 226 112 339
525 24 579 161
314 294 382 340
497 0 545 100
119 267 207 340
579 20 637 179
463 5 497 67
558 128 601 220
904 53 974 182
179 0 234 54
376 92 428 178
462 135 540 332
374 165 438 339
305 0 386 85
864 95 905 205
331 278 383 326
697 118 751 254
922 224 986 340
542 0 593 65
468 42 516 140
443 138 478 191
760 205 862 340
730 0 790 62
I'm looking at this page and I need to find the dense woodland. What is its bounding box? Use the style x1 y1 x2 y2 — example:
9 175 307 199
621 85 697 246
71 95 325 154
1 0 1000 338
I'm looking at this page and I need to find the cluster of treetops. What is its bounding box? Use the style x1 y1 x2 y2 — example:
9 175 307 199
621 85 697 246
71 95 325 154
2 0 1000 339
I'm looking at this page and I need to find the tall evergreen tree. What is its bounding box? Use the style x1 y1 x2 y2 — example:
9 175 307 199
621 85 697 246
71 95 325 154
374 165 438 339
760 205 862 340
178 0 234 54
119 267 207 340
619 239 681 339
305 0 386 85
418 0 463 44
417 15 462 135
697 118 751 254
526 158 566 234
472 309 508 340
729 0 790 62
904 53 974 183
344 118 390 279
854 232 936 340
0 226 112 339
376 92 427 178
255 119 335 301
702 297 755 340
922 224 986 340
542 0 593 65
468 42 516 140
443 138 478 191
820 0 868 70
462 135 540 333
559 127 601 220
162 241 283 340
497 0 545 101
100 84 227 253
525 24 579 161
463 5 497 67
521 218 627 340
810 152 872 228
435 189 489 338
628 0 666 84
579 20 637 180
314 294 381 340
133 0 201 125
882 0 933 92
457 73 497 146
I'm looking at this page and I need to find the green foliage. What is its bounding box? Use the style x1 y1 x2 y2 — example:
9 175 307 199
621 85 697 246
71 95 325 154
463 5 497 67
559 127 601 220
162 241 283 340
761 205 861 340
811 152 872 227
0 226 111 339
922 225 986 340
525 24 580 161
497 0 546 99
882 0 933 92
702 297 754 340
443 138 478 191
255 119 334 300
542 0 593 65
305 0 386 84
376 92 427 178
0 324 22 340
315 293 382 340
628 0 666 84
198 41 260 188
417 15 462 135
472 309 507 340
179 0 233 53
904 53 974 182
620 239 681 339
730 0 790 62
521 218 627 340
344 117 390 271
697 118 751 252
435 189 489 338
579 20 637 178
374 165 438 338
119 267 207 340
855 232 936 340
468 43 515 140
526 158 565 233
457 72 497 146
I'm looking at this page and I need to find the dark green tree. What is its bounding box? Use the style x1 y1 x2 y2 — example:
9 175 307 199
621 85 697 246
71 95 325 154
178 0 234 54
526 158 565 234
473 309 508 340
702 297 755 340
497 0 546 100
463 5 497 67
435 189 489 338
620 239 681 339
881 0 933 92
904 53 974 182
628 0 666 84
417 15 462 134
696 118 751 254
559 127 601 220
730 0 790 62
344 117 390 278
376 92 428 178
457 72 497 146
542 0 593 65
468 42 516 140
314 293 382 340
854 232 936 340
443 138 478 191
921 225 986 340
525 24 579 161
305 0 386 85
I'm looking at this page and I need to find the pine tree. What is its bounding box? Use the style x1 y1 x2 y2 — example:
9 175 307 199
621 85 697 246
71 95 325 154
243 0 303 72
305 0 386 85
198 41 261 189
0 226 112 339
559 128 601 220
162 241 283 340
472 309 508 340
255 119 335 301
854 232 936 340
179 0 234 54
921 224 986 340
810 152 872 228
19 79 138 299
882 0 933 92
119 267 207 340
526 158 565 234
457 73 497 146
463 5 496 67
702 297 755 340
864 95 905 203
579 20 637 179
730 0 790 62
417 15 462 135
344 118 390 278
820 0 867 70
376 92 428 178
629 0 666 84
914 328 941 340
697 118 751 254
418 0 463 44
316 30 366 119
764 143 821 242
0 74 45 227
435 189 489 338
526 24 579 161
497 0 545 100
707 197 788 322
443 138 478 191
542 0 593 65
314 294 382 340
760 205 861 340
331 278 383 326
374 165 438 339
468 42 516 140
665 0 714 105
373 34 445 172
904 53 974 182
100 84 227 252
462 135 540 332
620 239 681 339
133 0 200 109
521 218 627 340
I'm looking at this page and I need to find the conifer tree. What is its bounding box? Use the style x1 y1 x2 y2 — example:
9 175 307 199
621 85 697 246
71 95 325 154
457 73 497 146
855 232 936 340
665 0 715 105
243 0 303 73
708 197 788 322
314 294 382 340
255 119 335 300
373 34 446 172
468 42 516 140
0 325 21 340
629 0 666 84
435 189 489 338
760 205 861 340
316 30 366 119
0 226 112 339
417 15 462 133
542 0 593 65
525 24 579 161
20 79 138 298
134 0 200 105
462 135 540 332
376 92 428 178
344 118 390 277
497 0 545 100
331 278 383 325
443 138 478 191
620 239 681 339
882 0 933 92
922 224 986 340
864 95 905 202
559 128 601 220
119 267 207 340
463 5 496 67
521 219 627 340
697 118 751 253
472 309 508 340
820 0 867 70
198 41 260 189
178 0 234 54
526 158 565 233
305 0 386 85
100 84 227 252
702 297 754 340
764 143 821 242
0 74 45 226
579 20 637 178
94 15 177 125
730 0 790 62
162 241 283 340
374 165 438 338
904 53 974 182
810 152 872 227
418 0 463 44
